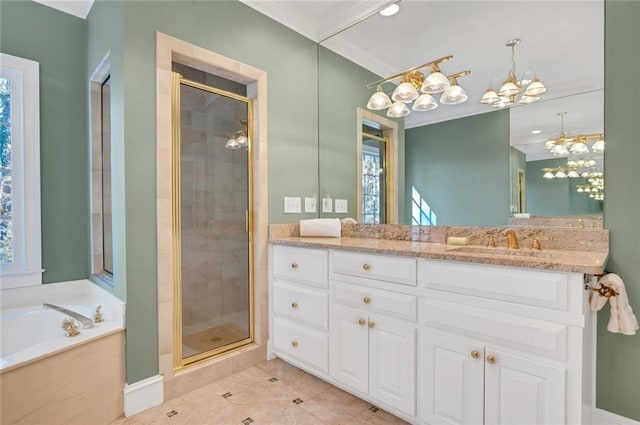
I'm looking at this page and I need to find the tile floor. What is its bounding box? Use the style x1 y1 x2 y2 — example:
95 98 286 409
110 358 409 425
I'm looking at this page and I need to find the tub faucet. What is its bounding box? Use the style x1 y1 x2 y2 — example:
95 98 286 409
43 303 94 329
502 229 520 249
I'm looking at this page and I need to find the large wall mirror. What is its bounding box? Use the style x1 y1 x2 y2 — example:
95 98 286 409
316 1 604 225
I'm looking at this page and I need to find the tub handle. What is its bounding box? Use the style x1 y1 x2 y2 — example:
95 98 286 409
94 305 104 323
62 319 80 337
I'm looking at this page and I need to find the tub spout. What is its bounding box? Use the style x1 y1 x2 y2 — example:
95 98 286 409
43 303 94 329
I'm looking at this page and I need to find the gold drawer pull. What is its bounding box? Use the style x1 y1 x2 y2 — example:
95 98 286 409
291 302 298 308
291 262 298 269
358 319 366 326
363 296 371 304
363 263 371 271
368 321 375 328
471 350 480 359
291 341 298 347
486 355 496 364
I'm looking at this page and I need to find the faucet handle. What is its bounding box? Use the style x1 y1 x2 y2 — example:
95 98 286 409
62 318 80 337
485 234 497 248
94 305 104 323
532 236 553 250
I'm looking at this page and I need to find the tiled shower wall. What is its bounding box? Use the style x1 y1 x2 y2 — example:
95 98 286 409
175 63 250 334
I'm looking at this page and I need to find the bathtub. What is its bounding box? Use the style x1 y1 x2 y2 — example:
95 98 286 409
1 279 126 425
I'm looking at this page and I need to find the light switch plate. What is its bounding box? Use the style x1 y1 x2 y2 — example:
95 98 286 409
322 198 333 213
284 197 301 213
304 197 317 213
335 199 348 213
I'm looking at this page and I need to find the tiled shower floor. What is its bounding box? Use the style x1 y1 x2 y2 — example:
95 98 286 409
110 358 408 424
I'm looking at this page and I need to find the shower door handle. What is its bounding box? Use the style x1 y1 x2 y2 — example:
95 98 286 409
245 210 249 233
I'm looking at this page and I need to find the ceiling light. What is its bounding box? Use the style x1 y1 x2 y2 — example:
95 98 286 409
531 129 542 135
379 3 400 17
366 55 470 118
482 38 546 108
544 112 605 157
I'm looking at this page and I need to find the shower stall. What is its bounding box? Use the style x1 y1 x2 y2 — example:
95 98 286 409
171 64 253 368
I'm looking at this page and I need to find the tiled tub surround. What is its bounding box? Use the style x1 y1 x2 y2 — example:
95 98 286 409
0 280 125 424
269 223 608 274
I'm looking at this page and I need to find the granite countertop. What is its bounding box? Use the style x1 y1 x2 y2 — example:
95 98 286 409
269 236 608 275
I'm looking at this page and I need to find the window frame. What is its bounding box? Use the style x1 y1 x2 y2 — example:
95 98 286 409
0 53 42 289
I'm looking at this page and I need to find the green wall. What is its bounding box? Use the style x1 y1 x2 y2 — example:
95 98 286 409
509 147 526 213
405 110 510 225
0 0 88 284
318 45 405 222
600 0 640 420
525 158 603 216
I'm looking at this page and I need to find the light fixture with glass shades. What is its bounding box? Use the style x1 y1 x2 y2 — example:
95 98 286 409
481 38 546 108
542 165 604 201
544 112 605 157
366 55 471 118
225 119 249 150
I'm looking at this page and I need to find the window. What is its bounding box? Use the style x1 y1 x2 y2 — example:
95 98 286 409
0 53 41 289
411 186 437 226
89 55 113 282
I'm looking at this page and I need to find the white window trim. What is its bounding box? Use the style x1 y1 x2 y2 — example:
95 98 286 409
0 53 41 289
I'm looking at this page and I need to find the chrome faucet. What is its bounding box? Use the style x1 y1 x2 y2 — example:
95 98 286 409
502 229 520 249
43 303 94 329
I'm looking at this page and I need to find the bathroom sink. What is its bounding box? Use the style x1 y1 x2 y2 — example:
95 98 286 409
449 246 560 259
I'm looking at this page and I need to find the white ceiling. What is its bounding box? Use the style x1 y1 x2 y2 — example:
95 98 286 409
34 0 604 161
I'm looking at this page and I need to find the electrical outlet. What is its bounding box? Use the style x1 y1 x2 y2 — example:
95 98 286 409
322 198 333 213
304 197 317 213
284 197 301 213
335 199 348 213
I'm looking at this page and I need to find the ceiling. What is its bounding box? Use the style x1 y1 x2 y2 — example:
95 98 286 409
33 0 604 161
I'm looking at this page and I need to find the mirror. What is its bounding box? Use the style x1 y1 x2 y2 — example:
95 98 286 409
317 1 604 225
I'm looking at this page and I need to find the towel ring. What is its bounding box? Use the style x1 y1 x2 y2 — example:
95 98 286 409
584 283 619 298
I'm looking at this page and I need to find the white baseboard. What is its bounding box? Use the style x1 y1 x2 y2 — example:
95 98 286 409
594 408 640 425
124 375 164 417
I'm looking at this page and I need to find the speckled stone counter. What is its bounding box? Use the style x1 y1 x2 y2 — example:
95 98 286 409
269 224 609 275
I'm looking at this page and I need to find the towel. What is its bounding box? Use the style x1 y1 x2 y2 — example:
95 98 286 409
589 273 639 336
299 218 341 238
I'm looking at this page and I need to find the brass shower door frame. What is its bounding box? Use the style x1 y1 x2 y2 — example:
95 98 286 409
171 72 255 370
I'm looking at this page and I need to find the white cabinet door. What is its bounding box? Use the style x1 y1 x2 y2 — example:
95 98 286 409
329 305 369 394
420 328 484 425
369 314 417 416
484 348 566 425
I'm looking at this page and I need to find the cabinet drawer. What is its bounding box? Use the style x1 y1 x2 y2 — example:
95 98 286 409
273 317 328 374
421 298 568 360
273 280 328 331
273 245 328 288
331 251 417 286
333 281 417 322
418 260 569 311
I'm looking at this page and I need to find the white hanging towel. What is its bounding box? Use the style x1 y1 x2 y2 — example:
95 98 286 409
589 273 639 336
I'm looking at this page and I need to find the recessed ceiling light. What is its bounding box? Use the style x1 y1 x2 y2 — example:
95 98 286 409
531 129 542 134
379 3 400 17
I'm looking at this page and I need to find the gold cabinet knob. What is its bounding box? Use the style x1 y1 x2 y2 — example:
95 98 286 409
486 355 496 364
291 341 298 347
368 321 375 328
358 319 366 326
363 263 371 271
291 262 298 269
291 302 298 309
471 350 480 359
363 296 371 304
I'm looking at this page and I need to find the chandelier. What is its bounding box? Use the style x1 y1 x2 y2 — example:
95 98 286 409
542 165 604 201
366 55 471 118
480 38 546 108
225 119 249 150
544 112 605 156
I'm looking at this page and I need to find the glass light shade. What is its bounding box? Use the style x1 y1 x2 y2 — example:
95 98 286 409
543 171 555 179
236 135 248 147
413 93 438 111
367 87 392 110
591 139 605 153
480 88 499 104
581 172 590 177
524 79 547 96
570 142 590 154
567 159 578 167
421 72 450 94
544 140 555 149
577 187 584 192
567 170 580 178
225 138 241 149
555 170 568 178
392 82 419 103
386 101 410 118
492 96 512 108
576 159 586 166
519 95 540 104
498 80 520 97
585 158 597 167
551 145 569 156
440 84 468 105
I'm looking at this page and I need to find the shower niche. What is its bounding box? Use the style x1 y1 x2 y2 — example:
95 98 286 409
171 63 254 368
